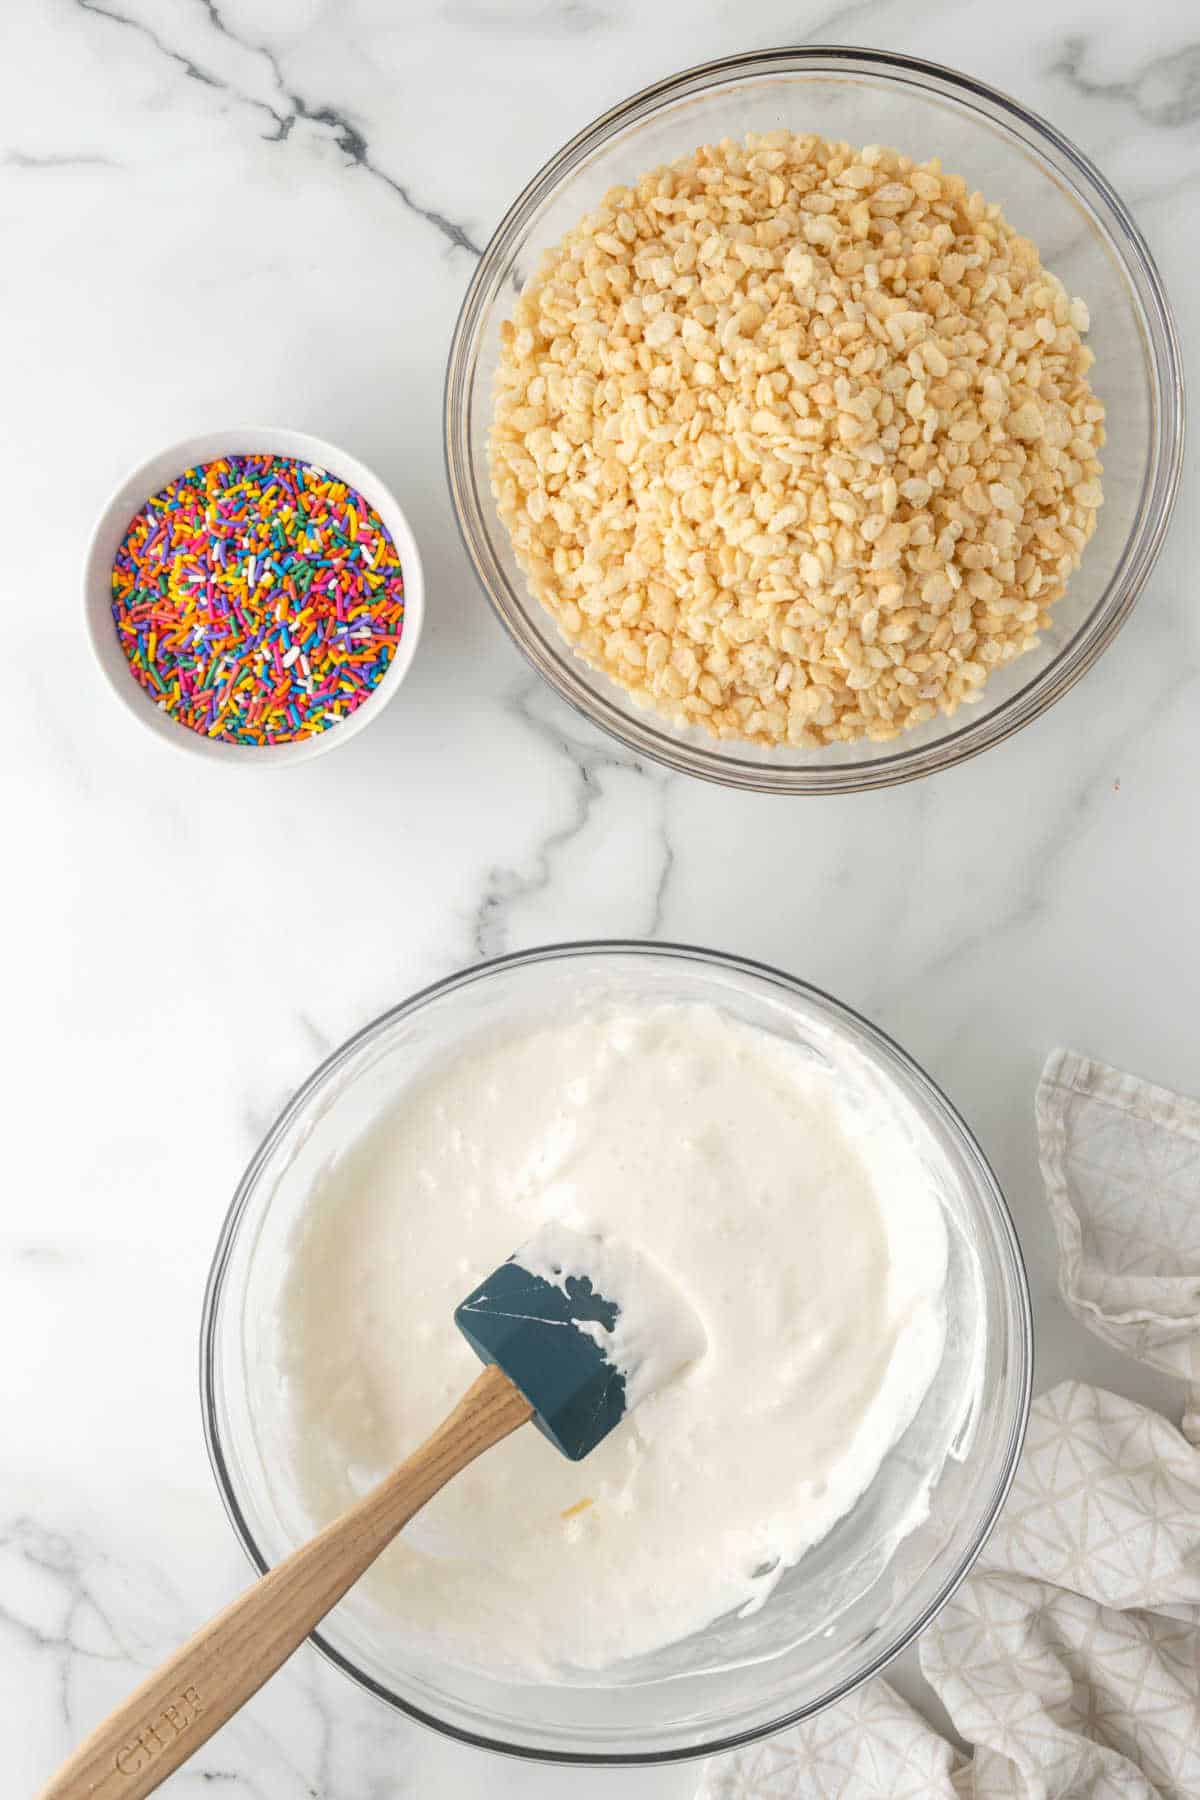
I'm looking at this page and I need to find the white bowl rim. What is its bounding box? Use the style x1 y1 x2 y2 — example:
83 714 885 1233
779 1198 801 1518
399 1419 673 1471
83 426 425 766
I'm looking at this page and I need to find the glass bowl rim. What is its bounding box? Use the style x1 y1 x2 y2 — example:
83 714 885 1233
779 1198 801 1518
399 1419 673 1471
444 43 1185 795
199 938 1034 1765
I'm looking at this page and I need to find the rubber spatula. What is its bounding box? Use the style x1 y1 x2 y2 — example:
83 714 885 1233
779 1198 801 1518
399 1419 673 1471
36 1226 703 1800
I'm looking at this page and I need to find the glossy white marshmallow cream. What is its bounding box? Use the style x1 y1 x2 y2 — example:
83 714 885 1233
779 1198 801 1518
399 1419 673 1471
275 1001 949 1675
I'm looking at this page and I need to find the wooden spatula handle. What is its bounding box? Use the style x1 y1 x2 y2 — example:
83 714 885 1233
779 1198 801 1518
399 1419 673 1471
36 1364 531 1800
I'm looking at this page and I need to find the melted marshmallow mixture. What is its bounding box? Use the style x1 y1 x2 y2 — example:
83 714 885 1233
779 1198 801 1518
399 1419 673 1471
277 1003 948 1675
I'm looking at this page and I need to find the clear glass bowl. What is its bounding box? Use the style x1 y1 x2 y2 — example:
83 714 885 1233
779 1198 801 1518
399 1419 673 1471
445 47 1183 793
201 942 1032 1764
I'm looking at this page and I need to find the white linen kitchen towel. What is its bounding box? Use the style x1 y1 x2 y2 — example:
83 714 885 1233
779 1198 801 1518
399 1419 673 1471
698 1050 1200 1800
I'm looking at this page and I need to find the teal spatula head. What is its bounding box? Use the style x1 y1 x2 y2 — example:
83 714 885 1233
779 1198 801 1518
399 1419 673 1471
455 1224 705 1461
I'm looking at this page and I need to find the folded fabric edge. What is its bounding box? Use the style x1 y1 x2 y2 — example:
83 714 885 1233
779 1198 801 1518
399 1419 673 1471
1038 1047 1200 1142
1038 1047 1200 1443
1037 1047 1200 1330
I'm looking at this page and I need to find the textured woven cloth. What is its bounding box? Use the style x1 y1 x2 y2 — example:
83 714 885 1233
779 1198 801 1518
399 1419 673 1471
698 1051 1200 1799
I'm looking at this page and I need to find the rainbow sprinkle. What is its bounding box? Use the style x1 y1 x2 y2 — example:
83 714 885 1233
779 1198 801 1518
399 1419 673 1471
110 453 406 746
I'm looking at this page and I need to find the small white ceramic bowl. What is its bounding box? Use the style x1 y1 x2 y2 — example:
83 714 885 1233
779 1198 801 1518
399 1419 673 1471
84 427 425 766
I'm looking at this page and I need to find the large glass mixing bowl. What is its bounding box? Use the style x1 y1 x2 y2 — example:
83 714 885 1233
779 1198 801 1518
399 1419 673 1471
445 47 1183 792
201 943 1031 1763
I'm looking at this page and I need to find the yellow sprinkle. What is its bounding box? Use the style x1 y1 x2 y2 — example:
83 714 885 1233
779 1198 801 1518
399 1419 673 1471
560 1498 594 1521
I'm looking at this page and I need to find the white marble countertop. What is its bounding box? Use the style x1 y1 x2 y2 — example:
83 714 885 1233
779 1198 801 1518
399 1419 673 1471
6 0 1198 1793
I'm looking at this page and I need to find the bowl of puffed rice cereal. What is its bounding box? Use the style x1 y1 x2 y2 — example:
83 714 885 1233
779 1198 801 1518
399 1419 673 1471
446 46 1182 792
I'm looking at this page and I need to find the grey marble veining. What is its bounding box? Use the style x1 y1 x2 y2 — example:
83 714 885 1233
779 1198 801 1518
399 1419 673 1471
4 0 1198 1794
